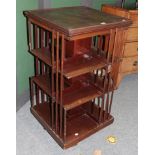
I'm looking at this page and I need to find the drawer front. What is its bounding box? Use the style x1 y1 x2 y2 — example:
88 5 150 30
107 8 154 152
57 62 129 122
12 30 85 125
125 27 138 41
129 10 138 27
120 56 138 73
123 42 138 57
130 20 138 28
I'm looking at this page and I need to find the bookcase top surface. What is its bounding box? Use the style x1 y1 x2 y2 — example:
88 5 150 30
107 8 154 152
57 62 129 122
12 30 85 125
24 6 132 37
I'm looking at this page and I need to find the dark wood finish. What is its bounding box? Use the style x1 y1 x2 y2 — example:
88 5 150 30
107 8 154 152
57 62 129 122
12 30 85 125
31 102 114 148
33 25 40 105
63 53 109 79
65 38 92 57
60 34 64 136
51 30 55 128
31 75 103 110
24 6 131 149
23 6 131 39
29 48 110 79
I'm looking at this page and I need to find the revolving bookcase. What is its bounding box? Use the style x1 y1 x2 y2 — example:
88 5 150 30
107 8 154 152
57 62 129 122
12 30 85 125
23 6 131 149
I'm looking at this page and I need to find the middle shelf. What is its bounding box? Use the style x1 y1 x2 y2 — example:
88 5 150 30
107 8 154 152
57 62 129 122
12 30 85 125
31 75 102 110
30 48 110 79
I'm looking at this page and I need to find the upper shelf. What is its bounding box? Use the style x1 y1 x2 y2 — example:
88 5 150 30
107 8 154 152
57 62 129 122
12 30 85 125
63 53 108 79
23 6 132 37
30 48 110 79
30 47 51 66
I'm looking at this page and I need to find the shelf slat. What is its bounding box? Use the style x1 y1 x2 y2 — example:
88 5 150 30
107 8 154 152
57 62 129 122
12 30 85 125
31 75 102 110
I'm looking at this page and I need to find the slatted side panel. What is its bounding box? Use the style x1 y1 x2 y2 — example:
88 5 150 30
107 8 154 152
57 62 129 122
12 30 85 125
50 30 65 139
90 29 116 123
27 20 66 139
87 73 114 123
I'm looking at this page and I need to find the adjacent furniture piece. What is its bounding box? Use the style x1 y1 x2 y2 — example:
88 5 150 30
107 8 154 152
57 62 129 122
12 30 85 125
23 6 131 149
101 5 138 87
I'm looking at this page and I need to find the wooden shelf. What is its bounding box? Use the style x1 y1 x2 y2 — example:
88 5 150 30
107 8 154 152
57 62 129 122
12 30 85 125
31 75 102 110
82 73 114 92
66 112 98 143
30 47 108 79
69 72 114 93
63 83 102 110
30 48 51 66
31 102 114 148
31 75 52 96
63 53 108 79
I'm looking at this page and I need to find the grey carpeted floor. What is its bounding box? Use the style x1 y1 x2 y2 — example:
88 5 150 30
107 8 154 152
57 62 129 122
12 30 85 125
16 74 138 155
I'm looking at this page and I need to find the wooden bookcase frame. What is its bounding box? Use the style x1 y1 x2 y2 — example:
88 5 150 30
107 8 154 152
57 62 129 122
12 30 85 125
23 6 131 149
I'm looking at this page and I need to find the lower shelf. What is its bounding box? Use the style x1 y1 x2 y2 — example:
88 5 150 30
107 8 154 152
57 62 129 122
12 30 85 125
31 75 102 110
31 102 114 149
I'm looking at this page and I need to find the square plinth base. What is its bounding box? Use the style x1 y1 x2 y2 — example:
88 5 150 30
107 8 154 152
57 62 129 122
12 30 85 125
30 103 114 149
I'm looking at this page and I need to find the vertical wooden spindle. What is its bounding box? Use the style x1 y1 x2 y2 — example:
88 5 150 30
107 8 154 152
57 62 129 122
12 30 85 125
100 69 103 78
40 28 45 75
104 74 111 120
49 96 52 126
108 78 114 118
34 24 39 105
34 25 38 48
99 94 105 122
97 97 100 107
99 74 107 122
91 99 95 115
91 67 96 113
33 25 38 73
46 30 50 48
97 35 103 55
40 28 45 104
94 69 98 83
97 36 101 54
93 36 96 47
29 78 34 107
63 109 67 142
51 30 55 128
55 31 59 133
27 20 32 51
60 34 64 136
40 28 44 47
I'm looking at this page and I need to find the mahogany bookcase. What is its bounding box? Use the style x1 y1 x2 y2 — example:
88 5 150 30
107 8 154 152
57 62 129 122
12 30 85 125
23 6 131 149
